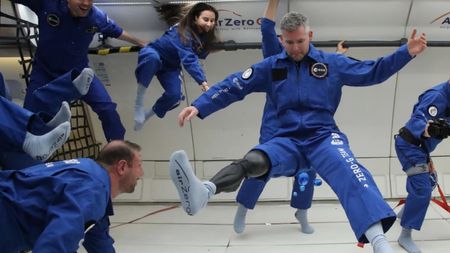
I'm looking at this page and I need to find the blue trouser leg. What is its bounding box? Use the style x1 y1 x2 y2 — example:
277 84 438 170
0 96 48 169
25 69 125 141
23 70 80 115
153 69 184 118
82 76 125 141
237 169 315 210
135 46 183 118
395 136 431 230
236 178 268 209
401 173 432 230
395 136 429 171
135 46 161 88
306 132 395 242
0 96 32 152
248 137 314 210
291 169 315 209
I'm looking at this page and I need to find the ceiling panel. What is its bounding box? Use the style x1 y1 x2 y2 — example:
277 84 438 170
289 0 412 40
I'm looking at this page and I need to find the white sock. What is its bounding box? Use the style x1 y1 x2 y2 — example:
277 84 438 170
45 101 71 128
233 203 248 233
73 68 94 95
365 222 395 253
22 121 70 161
169 150 216 215
295 209 314 234
134 83 148 131
398 228 421 253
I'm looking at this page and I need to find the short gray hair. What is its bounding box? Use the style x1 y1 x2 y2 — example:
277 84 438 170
280 12 310 32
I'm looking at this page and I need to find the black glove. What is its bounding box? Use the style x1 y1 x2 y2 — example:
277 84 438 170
428 118 450 139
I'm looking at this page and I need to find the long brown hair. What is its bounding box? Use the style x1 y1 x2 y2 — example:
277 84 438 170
178 2 219 53
154 3 189 27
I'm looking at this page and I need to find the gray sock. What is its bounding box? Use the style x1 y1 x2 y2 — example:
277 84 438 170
134 107 155 131
45 101 71 128
145 107 156 121
365 222 395 253
295 209 314 234
398 228 421 253
397 206 404 220
233 203 248 234
73 68 94 95
22 121 70 161
134 84 150 131
169 150 216 216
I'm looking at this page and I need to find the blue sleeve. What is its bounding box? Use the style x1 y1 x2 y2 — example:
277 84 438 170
335 44 413 86
32 172 108 253
172 32 207 85
192 59 272 119
261 18 283 58
12 0 42 13
406 90 447 139
83 216 115 253
93 7 123 38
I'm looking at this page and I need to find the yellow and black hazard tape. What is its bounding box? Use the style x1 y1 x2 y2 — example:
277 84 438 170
88 46 141 55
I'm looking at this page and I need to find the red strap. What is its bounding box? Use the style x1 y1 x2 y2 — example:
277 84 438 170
431 184 450 212
395 199 406 208
357 242 365 248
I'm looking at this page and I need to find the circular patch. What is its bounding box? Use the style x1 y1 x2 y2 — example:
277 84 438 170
46 14 60 27
428 105 438 117
241 67 253 80
311 63 328 79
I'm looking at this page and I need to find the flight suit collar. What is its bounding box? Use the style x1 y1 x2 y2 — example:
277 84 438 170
275 43 320 64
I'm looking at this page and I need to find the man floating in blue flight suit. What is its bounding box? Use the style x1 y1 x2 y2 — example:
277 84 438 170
234 0 349 235
169 11 427 253
0 95 70 163
394 79 449 253
0 68 93 169
12 0 146 142
0 140 143 253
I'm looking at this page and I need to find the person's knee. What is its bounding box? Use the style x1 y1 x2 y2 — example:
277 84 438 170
168 94 182 106
162 92 183 111
243 150 270 178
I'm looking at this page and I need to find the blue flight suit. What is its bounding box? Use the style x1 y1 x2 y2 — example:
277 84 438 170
0 94 56 169
191 43 414 242
0 158 115 253
395 81 449 230
236 18 314 210
135 24 209 118
0 95 36 153
15 0 126 141
26 69 85 116
0 70 83 170
0 72 38 169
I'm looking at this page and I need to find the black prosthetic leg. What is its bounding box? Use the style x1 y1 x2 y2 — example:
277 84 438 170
210 150 270 194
